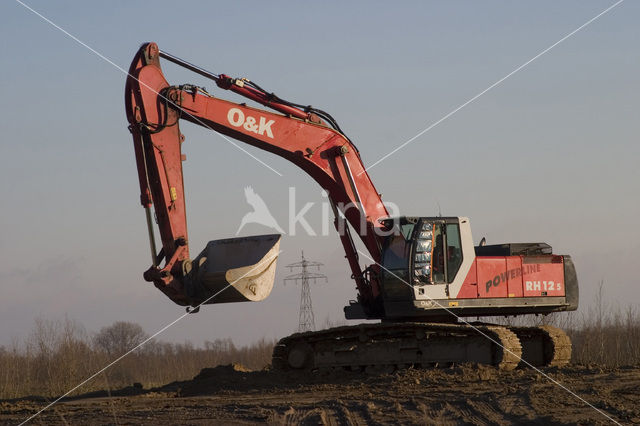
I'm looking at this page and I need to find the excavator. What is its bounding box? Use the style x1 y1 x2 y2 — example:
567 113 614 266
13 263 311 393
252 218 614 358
125 42 578 372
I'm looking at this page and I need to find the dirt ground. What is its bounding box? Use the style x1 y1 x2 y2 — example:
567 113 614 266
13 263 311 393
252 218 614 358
2 363 639 425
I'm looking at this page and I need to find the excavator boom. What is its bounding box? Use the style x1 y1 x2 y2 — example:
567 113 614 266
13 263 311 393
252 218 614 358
126 42 388 310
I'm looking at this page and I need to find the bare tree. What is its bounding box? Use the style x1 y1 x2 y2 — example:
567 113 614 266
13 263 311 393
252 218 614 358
93 322 148 356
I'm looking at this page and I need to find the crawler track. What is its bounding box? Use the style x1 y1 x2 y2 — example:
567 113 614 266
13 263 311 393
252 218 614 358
509 324 572 368
272 323 523 372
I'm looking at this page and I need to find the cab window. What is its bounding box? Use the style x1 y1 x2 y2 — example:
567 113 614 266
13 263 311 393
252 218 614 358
445 224 463 282
412 222 433 285
432 224 445 283
427 222 463 284
382 223 414 271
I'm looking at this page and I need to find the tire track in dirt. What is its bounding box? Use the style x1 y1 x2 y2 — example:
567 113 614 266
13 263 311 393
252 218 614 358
3 364 640 425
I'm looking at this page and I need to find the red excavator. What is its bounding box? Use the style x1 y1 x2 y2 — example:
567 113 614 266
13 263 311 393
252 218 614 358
125 43 577 371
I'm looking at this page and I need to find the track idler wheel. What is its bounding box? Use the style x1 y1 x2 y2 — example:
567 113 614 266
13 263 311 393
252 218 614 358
286 341 314 370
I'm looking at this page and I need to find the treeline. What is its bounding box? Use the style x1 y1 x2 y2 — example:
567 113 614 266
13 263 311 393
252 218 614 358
0 318 274 399
565 283 640 366
1 285 639 399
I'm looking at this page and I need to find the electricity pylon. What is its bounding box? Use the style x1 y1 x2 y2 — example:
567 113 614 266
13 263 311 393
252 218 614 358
284 251 327 332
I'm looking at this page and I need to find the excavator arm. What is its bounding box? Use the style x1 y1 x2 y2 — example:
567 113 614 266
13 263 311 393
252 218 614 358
125 42 389 311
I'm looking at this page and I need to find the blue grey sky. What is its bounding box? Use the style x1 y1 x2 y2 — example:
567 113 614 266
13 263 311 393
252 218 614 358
1 1 638 346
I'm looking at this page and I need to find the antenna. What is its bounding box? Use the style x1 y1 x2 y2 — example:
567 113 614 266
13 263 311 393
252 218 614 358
284 251 328 332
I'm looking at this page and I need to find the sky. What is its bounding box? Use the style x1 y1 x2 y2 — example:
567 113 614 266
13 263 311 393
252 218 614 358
1 0 638 347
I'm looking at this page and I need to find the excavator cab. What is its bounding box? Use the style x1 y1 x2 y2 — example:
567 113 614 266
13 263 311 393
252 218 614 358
380 217 467 293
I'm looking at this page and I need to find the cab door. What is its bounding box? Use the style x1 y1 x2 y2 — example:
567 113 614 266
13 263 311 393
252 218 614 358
424 221 463 285
412 219 464 300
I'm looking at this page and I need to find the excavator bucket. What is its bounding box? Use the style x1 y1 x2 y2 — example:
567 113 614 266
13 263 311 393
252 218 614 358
183 234 281 305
